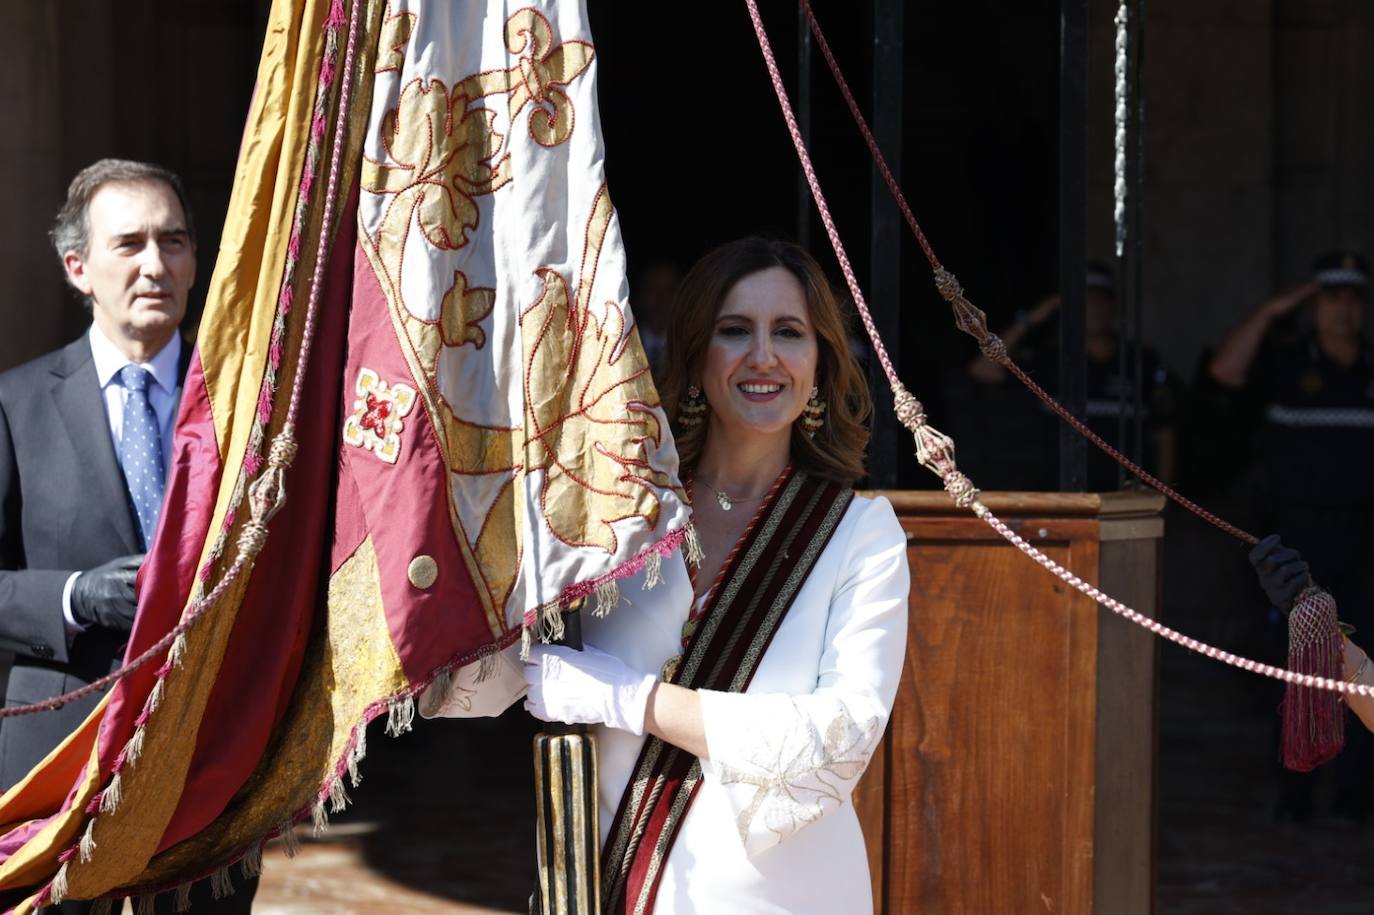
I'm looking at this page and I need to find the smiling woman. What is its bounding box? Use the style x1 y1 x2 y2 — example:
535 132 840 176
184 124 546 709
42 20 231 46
658 237 872 486
523 237 908 914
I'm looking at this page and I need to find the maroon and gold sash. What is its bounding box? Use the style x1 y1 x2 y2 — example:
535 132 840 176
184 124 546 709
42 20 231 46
600 469 853 914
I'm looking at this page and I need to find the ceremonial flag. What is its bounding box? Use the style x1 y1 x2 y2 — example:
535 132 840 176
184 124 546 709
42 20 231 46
0 0 689 908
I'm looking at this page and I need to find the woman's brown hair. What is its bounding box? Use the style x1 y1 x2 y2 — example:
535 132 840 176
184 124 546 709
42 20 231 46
656 237 873 485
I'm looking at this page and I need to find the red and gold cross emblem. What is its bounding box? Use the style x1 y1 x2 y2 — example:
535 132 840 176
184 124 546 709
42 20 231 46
342 367 418 464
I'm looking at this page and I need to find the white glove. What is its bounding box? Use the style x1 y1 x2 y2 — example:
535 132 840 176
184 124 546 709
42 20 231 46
523 643 658 736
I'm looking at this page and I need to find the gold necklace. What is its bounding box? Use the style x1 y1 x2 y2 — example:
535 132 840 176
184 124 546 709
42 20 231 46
696 477 769 512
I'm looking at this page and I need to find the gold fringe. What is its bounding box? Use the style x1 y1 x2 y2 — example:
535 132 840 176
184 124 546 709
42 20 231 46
520 625 532 660
78 820 97 863
683 522 705 567
174 882 194 912
311 797 329 835
50 862 70 904
125 725 147 766
643 550 663 590
540 600 566 642
385 695 415 737
347 726 367 788
91 898 114 915
278 819 301 858
100 773 123 814
169 631 188 669
428 667 453 703
240 844 264 880
210 866 234 900
134 894 156 915
328 777 350 814
593 579 620 617
476 647 499 683
147 677 167 713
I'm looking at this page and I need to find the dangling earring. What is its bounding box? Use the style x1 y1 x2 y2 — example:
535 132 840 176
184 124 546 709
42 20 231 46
679 384 708 428
801 385 825 438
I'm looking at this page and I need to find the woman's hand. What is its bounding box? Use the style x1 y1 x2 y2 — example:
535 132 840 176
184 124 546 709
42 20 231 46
522 643 658 736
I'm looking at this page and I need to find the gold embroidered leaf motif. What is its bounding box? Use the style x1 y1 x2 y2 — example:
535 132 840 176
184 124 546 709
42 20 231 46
504 9 595 148
440 270 496 349
714 700 881 847
521 263 673 554
375 7 415 74
361 77 511 261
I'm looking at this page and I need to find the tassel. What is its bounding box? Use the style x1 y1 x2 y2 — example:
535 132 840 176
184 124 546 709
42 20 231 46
78 821 97 863
147 677 167 713
643 549 663 590
683 523 705 567
210 866 235 900
174 883 194 912
134 894 156 915
476 648 499 684
91 898 114 915
125 726 147 766
312 797 329 835
1282 585 1346 771
100 773 124 814
169 632 188 669
347 727 367 787
240 844 265 880
329 777 350 814
539 600 566 643
50 862 70 904
278 819 301 858
428 666 453 702
521 625 533 660
593 579 620 617
385 696 415 737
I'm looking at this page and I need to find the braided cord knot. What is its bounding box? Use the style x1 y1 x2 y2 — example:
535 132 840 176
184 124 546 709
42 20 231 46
934 268 992 343
978 334 1009 364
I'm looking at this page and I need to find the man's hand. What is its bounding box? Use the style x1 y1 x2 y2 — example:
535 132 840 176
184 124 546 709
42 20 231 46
1248 535 1310 613
71 554 144 633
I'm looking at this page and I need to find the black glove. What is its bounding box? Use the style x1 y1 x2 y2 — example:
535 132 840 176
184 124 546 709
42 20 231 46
70 554 144 633
1248 534 1310 614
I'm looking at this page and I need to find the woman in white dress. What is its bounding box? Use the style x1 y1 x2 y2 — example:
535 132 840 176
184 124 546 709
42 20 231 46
523 238 910 914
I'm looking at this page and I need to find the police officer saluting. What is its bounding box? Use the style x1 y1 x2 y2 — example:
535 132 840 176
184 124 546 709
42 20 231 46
1210 250 1374 822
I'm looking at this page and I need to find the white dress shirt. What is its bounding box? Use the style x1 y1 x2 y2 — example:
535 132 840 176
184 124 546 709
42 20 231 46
62 325 184 632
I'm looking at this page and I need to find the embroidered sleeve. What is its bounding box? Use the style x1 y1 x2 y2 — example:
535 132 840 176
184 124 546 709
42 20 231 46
696 498 909 856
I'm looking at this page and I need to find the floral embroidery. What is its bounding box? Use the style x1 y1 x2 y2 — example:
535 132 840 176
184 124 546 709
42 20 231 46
713 699 880 848
342 368 418 464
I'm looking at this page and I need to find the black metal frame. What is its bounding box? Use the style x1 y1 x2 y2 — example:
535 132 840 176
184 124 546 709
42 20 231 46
1059 0 1089 492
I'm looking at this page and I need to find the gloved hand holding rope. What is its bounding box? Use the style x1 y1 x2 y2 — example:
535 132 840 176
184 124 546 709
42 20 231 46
1251 536 1374 736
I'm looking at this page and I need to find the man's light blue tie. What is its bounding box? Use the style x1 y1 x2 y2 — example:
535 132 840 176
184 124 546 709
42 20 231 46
119 365 165 550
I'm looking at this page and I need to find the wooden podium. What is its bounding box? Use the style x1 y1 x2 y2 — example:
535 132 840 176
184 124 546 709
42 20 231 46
854 491 1164 914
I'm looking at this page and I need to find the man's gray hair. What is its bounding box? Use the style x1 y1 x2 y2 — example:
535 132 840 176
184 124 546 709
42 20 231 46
49 159 196 263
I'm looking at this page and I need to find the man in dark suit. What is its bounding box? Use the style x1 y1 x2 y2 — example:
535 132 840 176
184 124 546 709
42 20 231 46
0 159 253 912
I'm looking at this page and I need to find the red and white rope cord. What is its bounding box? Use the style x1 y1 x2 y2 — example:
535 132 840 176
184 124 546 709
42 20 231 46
742 0 1369 697
977 503 1374 698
